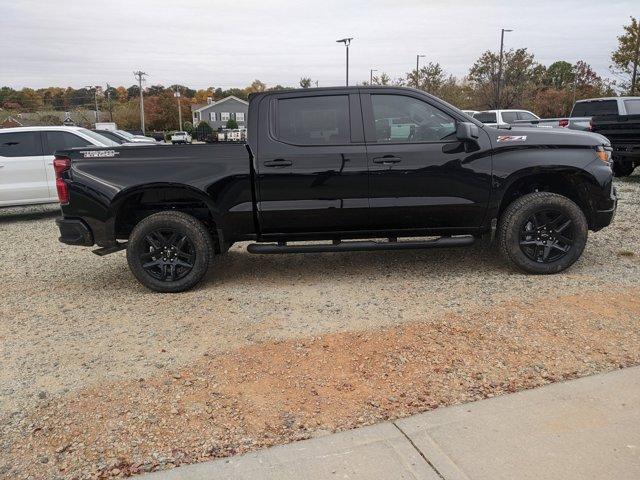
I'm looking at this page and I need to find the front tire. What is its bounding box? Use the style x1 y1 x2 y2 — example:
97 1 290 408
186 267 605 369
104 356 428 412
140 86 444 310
498 192 588 274
126 211 213 292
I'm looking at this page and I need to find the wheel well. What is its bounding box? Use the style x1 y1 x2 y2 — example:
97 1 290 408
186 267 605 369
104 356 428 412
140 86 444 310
114 187 221 252
498 173 592 225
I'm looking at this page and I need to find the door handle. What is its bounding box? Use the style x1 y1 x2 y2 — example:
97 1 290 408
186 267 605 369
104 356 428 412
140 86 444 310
372 156 401 164
264 159 292 168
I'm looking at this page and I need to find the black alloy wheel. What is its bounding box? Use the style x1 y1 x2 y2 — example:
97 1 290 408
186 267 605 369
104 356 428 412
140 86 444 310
519 210 574 263
140 228 195 282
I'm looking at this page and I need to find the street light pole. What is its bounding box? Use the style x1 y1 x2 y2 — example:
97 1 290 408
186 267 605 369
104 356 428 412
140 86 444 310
416 54 425 88
133 71 147 134
496 28 513 109
336 38 353 86
370 69 378 85
85 85 100 126
174 87 182 130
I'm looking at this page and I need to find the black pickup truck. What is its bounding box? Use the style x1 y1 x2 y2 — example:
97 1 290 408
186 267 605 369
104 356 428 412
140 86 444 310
591 113 640 177
55 86 617 292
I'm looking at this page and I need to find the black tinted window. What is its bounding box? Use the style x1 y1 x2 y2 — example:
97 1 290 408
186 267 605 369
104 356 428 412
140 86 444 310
0 131 42 157
624 99 640 115
372 95 456 143
277 95 350 145
44 131 92 154
501 112 519 123
571 100 617 116
474 112 497 123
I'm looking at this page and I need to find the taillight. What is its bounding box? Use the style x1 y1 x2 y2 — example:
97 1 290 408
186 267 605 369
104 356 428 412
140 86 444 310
558 119 569 128
53 156 71 204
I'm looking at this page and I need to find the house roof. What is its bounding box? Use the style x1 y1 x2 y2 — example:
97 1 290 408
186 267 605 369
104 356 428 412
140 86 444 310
193 95 248 113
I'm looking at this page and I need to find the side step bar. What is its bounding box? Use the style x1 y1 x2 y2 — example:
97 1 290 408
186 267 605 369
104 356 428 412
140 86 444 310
247 236 474 254
92 243 127 256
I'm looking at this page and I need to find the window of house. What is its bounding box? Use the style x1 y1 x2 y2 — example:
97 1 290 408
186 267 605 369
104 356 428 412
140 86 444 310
194 112 199 121
210 112 216 121
221 112 230 121
236 112 245 122
372 94 456 143
276 95 350 145
0 131 42 157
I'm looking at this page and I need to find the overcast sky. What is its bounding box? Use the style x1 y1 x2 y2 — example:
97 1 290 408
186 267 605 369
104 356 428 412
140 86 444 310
1 0 634 90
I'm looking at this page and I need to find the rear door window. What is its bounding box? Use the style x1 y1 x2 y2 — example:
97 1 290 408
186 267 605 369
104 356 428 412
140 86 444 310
0 131 43 157
473 112 497 123
623 99 640 115
276 95 350 145
501 112 519 124
44 131 93 155
571 100 618 116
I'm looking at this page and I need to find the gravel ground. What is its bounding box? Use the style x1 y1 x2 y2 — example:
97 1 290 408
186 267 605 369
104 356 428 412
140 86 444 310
1 176 640 478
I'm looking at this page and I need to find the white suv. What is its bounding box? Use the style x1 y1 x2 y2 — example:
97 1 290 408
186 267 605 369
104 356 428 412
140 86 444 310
170 131 192 144
0 126 117 207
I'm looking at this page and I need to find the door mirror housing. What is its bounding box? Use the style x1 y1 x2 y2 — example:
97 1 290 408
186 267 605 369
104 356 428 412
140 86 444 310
456 122 479 142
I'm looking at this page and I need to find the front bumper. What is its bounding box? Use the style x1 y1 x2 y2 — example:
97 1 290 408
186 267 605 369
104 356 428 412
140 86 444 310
56 217 94 246
591 186 617 231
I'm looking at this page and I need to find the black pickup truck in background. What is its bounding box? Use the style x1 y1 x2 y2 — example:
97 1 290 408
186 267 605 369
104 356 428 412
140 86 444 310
591 113 640 177
54 86 617 292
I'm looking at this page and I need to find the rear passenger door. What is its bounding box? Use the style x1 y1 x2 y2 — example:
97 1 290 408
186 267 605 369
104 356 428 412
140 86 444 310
255 92 369 235
0 130 48 206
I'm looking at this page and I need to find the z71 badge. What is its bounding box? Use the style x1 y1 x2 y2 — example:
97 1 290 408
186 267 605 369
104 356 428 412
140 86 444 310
81 150 121 158
497 135 527 143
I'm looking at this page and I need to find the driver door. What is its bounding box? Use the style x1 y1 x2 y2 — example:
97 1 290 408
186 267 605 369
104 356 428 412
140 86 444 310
361 91 492 230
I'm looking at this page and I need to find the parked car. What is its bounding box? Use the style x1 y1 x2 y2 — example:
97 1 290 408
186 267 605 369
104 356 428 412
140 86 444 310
93 129 156 144
170 131 192 144
0 126 118 207
591 112 640 177
55 86 616 292
473 109 540 127
513 97 640 131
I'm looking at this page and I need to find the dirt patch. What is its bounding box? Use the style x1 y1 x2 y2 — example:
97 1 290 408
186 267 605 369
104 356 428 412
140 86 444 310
3 288 639 479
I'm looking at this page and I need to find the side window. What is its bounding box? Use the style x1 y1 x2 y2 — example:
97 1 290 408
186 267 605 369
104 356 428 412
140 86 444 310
518 111 538 121
501 112 518 124
371 95 456 143
474 112 497 123
0 131 42 157
277 95 350 145
44 131 92 155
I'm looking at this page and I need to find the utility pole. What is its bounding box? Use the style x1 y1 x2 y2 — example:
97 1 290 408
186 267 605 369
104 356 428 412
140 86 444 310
632 26 640 95
415 54 425 88
496 28 513 109
174 86 183 130
106 83 113 122
85 85 100 125
370 69 378 85
133 70 147 134
336 38 353 86
315 80 319 87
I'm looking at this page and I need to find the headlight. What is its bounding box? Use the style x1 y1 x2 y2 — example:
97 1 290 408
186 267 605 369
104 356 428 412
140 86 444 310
595 145 612 165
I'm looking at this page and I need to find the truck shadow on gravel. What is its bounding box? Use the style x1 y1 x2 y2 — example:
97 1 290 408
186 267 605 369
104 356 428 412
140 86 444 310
0 205 59 224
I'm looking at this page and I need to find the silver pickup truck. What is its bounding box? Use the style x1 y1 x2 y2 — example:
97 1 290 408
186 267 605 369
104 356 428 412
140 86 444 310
513 97 640 131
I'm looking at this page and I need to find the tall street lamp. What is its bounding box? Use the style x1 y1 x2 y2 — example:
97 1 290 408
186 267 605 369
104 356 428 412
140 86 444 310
415 54 425 88
370 69 378 85
174 87 182 130
496 28 513 109
336 37 353 86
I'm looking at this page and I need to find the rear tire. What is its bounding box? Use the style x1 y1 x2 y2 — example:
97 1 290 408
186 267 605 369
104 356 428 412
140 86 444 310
498 192 588 274
126 211 213 293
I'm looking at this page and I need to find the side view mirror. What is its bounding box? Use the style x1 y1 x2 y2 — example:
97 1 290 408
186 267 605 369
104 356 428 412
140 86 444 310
456 122 479 142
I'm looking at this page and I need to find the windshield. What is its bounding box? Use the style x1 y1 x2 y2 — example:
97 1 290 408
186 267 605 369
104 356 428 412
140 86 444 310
78 128 119 146
571 100 617 117
115 129 135 139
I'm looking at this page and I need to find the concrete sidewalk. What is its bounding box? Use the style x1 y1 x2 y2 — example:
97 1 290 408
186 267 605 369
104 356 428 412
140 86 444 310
141 366 640 480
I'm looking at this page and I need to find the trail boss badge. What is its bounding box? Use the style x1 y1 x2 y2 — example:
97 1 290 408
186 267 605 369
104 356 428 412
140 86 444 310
497 135 527 143
81 150 121 158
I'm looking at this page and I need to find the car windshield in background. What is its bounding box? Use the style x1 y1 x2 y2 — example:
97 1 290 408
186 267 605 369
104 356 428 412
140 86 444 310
115 130 135 140
474 112 497 123
624 99 640 115
79 129 119 147
571 100 618 117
